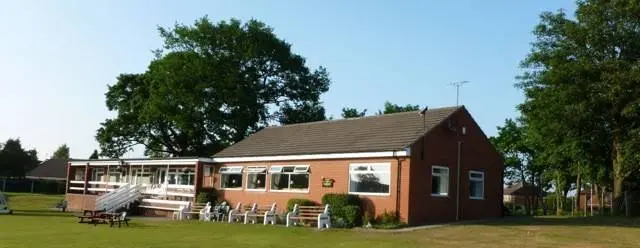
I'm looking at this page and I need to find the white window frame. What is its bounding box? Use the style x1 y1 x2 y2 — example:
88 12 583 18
219 166 244 190
245 166 267 191
203 165 212 177
469 170 484 200
269 165 310 193
92 168 104 182
348 162 391 196
431 165 449 197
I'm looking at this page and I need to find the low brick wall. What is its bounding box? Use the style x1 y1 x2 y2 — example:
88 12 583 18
65 193 97 211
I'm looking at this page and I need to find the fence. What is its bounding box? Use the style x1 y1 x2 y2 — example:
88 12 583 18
0 178 66 194
622 191 640 217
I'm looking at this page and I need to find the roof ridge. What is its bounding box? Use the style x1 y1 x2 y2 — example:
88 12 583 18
266 105 462 129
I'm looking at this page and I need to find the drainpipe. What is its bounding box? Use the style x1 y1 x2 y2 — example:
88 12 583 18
456 141 461 221
394 151 401 219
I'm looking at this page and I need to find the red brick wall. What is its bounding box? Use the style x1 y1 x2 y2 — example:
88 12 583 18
65 193 97 211
205 158 411 222
409 107 503 224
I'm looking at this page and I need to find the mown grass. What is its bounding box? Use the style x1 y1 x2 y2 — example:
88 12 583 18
1 192 639 248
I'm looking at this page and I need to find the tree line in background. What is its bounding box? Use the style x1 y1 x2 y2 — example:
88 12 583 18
491 0 640 216
0 139 101 179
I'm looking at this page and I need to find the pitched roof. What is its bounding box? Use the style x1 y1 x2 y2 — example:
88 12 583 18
26 158 69 180
214 106 462 158
504 182 545 196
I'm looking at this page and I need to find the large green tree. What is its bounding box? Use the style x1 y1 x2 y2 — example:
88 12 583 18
0 139 39 178
517 0 640 213
52 144 70 159
96 17 330 157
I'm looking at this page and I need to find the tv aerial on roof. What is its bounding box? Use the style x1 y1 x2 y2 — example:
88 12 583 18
449 81 470 106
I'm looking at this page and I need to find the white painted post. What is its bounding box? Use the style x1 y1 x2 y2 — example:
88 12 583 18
590 184 593 216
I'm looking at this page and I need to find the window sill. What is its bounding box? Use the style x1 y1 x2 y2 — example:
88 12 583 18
246 189 267 192
470 197 484 200
348 192 390 197
219 188 243 191
431 194 449 197
269 189 309 194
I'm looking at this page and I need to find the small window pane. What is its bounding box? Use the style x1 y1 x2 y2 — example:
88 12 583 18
294 165 309 173
221 174 243 188
270 174 289 190
247 173 266 190
219 167 229 173
282 166 295 173
431 166 449 196
269 166 283 173
289 174 309 190
470 172 483 179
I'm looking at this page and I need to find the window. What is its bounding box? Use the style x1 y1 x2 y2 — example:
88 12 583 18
270 165 309 192
246 167 267 190
91 168 104 182
204 166 212 176
74 168 85 181
132 168 151 185
469 171 484 199
220 167 243 189
179 170 195 185
108 168 122 183
348 163 391 195
431 166 449 196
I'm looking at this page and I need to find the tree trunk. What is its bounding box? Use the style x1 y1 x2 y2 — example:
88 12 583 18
600 186 606 215
612 136 625 215
594 184 600 216
575 173 581 216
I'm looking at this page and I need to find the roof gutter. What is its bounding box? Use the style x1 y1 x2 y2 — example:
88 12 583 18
213 150 410 163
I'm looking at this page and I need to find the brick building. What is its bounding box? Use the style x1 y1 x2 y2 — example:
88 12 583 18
65 105 504 225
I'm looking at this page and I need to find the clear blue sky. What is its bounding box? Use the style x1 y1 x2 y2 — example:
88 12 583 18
0 0 577 159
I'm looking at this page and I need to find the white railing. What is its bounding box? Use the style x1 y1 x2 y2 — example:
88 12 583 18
95 184 142 213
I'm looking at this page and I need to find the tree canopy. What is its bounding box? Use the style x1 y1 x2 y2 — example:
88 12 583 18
0 139 39 178
510 0 640 214
377 101 420 115
52 144 70 159
96 17 330 158
341 107 367 119
89 150 99 159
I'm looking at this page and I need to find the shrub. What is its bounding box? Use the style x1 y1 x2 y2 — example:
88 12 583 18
196 190 217 204
321 193 363 228
342 205 361 227
377 210 399 225
287 198 316 212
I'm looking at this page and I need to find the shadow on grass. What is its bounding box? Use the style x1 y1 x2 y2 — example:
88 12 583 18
9 209 74 217
475 216 640 228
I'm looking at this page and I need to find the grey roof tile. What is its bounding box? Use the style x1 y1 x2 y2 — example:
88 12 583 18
214 106 462 157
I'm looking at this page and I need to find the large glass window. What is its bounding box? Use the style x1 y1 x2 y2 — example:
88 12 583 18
179 170 195 185
220 167 243 189
431 166 449 196
469 171 484 199
246 167 266 190
91 168 104 182
108 168 122 183
133 168 151 185
270 165 309 192
348 163 391 195
74 168 85 181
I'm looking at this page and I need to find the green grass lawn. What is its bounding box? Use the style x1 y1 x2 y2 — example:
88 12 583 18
1 192 640 248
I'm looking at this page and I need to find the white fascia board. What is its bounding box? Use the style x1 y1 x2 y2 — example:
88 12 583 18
69 158 213 166
212 150 409 163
